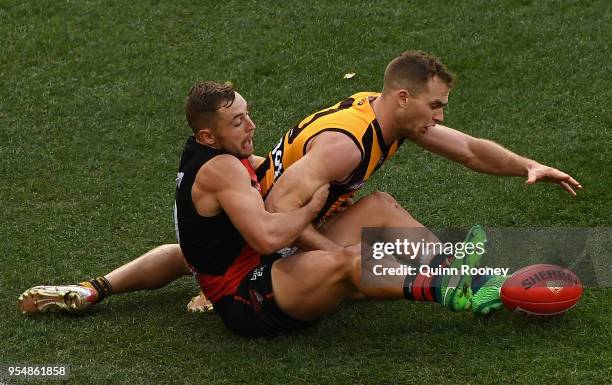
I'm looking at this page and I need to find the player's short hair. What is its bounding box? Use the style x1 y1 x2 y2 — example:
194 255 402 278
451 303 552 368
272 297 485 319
185 81 236 134
383 51 455 95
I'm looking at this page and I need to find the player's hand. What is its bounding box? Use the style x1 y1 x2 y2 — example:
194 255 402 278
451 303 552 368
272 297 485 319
525 163 582 197
186 291 214 313
308 184 330 213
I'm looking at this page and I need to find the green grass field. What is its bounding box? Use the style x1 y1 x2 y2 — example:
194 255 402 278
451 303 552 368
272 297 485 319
1 0 611 384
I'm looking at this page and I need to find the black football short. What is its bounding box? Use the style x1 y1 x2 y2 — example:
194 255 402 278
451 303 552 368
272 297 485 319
213 254 313 338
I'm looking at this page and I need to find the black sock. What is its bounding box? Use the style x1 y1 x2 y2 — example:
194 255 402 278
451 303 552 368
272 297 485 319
81 277 113 302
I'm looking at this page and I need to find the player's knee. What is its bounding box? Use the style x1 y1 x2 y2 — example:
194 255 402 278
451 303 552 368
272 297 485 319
161 244 183 258
370 191 399 207
147 244 189 274
152 243 177 253
367 191 408 215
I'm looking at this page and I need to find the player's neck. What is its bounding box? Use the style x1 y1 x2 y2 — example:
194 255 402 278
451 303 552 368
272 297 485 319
371 94 400 145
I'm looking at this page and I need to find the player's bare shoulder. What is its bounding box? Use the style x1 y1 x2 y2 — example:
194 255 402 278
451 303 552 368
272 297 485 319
195 154 249 191
192 155 250 217
306 131 362 181
191 154 250 216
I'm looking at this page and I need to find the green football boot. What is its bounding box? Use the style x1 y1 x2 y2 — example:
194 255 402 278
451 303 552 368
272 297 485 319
472 275 507 316
438 225 488 311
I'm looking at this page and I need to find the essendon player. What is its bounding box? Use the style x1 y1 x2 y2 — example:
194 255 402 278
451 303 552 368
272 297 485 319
172 82 332 336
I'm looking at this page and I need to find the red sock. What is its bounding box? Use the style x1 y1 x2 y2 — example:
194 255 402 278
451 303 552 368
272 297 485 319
403 254 449 304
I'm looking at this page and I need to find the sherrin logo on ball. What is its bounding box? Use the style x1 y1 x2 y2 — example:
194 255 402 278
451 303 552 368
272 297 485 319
500 264 583 316
546 280 565 295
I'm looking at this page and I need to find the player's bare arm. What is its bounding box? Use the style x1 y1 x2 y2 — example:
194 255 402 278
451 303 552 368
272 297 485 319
196 154 329 254
264 132 361 251
412 124 582 196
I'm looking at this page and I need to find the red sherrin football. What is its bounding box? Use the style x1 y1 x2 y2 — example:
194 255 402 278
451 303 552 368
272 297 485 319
500 264 583 316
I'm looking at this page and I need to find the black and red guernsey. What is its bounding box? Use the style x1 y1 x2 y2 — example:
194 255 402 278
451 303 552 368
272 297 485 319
174 136 262 303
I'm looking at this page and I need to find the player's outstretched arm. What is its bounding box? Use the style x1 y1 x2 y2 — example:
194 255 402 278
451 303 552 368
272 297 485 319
196 154 328 254
412 124 582 196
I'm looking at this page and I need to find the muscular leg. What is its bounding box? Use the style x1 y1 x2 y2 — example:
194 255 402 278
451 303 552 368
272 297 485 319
104 244 191 293
319 193 505 316
273 222 489 321
318 191 443 301
106 244 215 311
272 245 405 321
319 191 439 249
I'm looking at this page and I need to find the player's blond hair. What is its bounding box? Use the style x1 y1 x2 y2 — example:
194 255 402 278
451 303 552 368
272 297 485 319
383 51 455 95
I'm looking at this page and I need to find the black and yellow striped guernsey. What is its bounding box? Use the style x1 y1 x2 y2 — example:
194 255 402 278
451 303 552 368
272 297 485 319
256 92 404 225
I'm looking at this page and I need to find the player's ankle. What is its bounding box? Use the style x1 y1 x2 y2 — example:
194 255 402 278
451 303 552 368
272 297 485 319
79 276 113 303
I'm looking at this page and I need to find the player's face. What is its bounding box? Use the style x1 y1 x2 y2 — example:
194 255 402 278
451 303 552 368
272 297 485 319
397 76 450 138
213 92 256 158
